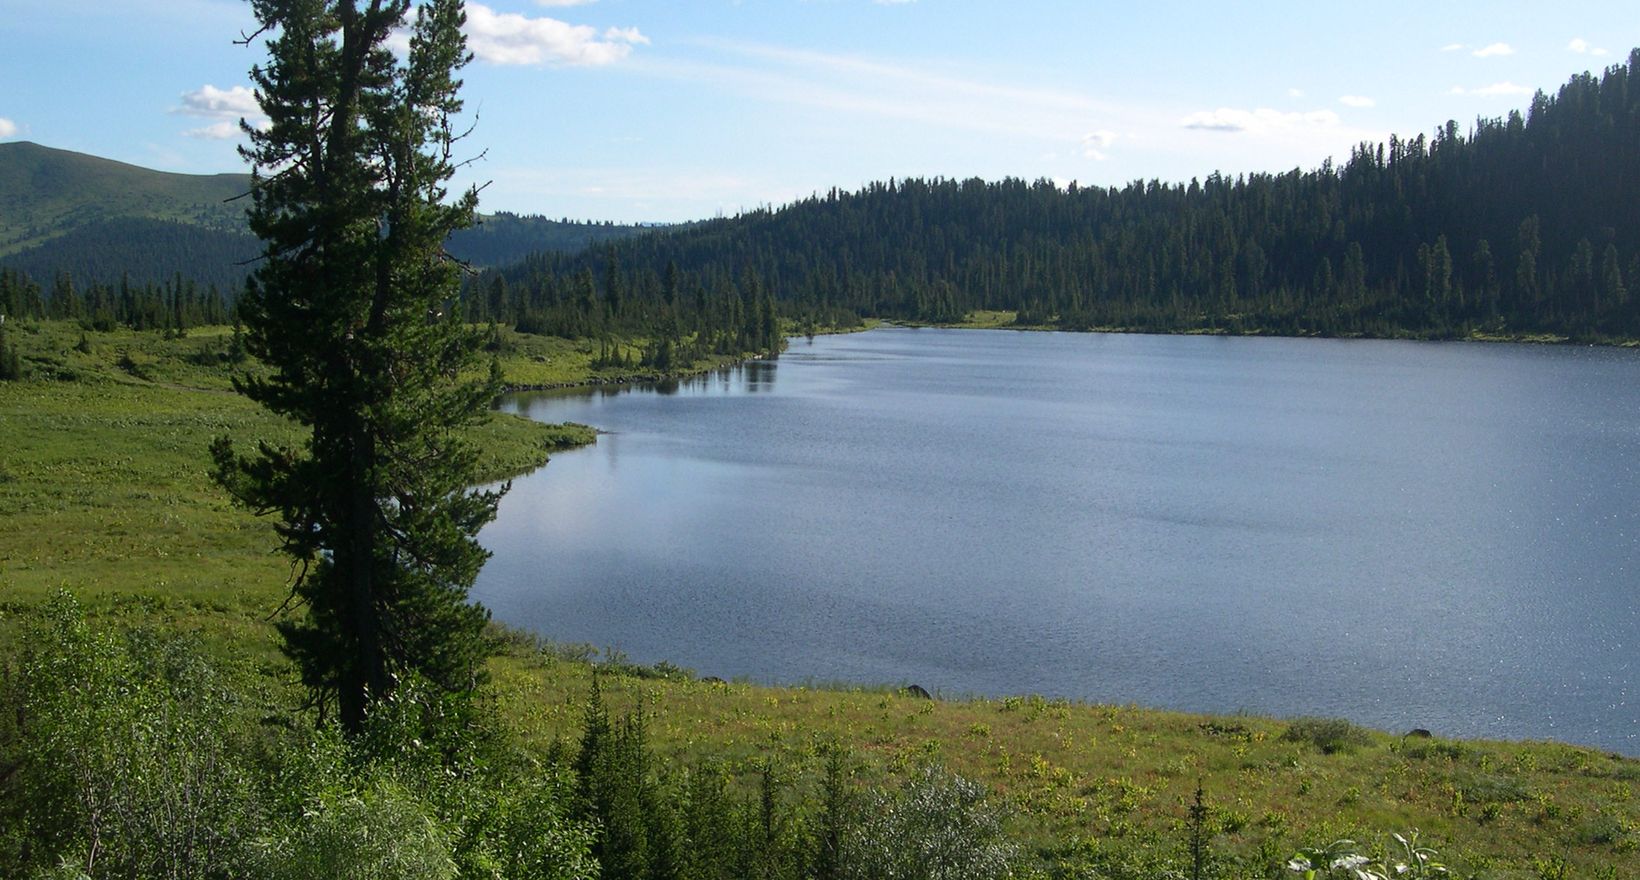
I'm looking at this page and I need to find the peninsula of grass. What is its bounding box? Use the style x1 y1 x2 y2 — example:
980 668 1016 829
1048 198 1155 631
912 309 1639 348
1 319 1635 877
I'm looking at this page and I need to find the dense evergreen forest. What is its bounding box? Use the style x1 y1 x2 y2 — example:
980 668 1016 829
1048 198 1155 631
8 52 1639 351
0 218 259 294
488 50 1640 342
0 265 234 333
447 212 667 268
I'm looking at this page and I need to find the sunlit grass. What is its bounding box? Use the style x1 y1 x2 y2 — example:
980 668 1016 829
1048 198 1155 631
489 649 1637 875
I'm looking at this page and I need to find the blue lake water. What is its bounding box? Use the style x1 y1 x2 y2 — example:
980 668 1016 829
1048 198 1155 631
476 327 1639 754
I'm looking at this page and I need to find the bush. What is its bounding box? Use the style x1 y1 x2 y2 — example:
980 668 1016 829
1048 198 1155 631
249 776 458 880
0 595 597 880
839 764 1017 880
0 593 260 879
1281 718 1375 754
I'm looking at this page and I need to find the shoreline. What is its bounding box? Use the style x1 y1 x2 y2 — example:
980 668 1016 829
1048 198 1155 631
498 319 881 395
896 310 1640 347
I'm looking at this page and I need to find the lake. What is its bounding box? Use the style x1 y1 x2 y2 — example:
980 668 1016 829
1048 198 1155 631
476 327 1640 755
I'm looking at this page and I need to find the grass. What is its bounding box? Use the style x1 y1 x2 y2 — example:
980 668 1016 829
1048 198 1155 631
485 650 1637 876
0 322 586 621
931 309 1628 349
482 325 774 388
2 319 1637 877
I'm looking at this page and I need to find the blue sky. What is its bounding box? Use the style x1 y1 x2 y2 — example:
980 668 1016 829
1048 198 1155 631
2 0 1637 222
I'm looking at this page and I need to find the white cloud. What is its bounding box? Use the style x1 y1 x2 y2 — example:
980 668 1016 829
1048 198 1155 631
174 84 265 139
0 117 17 138
175 84 259 119
1081 130 1116 160
465 3 647 66
1472 42 1514 58
603 26 646 44
1339 95 1375 108
183 121 240 140
1180 107 1341 134
1287 88 1305 98
643 40 1123 147
491 164 781 214
1448 82 1533 97
1568 38 1609 57
1440 43 1466 52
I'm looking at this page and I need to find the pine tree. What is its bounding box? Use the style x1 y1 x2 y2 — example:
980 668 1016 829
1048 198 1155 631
0 320 22 381
211 0 500 733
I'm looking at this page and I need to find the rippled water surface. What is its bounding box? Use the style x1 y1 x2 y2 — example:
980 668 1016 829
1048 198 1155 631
476 328 1639 753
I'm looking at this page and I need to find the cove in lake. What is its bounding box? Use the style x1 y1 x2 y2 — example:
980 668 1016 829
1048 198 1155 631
476 327 1639 755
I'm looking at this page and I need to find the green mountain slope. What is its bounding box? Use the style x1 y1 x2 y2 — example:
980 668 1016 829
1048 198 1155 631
0 141 654 288
0 141 248 257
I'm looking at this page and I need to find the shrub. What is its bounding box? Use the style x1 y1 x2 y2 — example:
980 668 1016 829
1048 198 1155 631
250 776 458 880
1 593 260 879
838 764 1017 880
1281 718 1374 754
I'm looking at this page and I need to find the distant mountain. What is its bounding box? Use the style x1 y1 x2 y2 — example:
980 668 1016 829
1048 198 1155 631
0 141 653 289
448 212 656 268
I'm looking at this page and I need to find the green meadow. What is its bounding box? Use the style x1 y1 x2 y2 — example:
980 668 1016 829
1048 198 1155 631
1 319 1635 878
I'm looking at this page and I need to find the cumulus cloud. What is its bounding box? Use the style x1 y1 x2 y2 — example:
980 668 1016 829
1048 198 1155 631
466 2 647 66
175 84 259 119
0 117 17 138
1180 107 1341 134
1339 95 1375 108
1472 42 1514 57
1080 130 1116 160
1448 82 1533 97
1568 38 1609 56
174 84 265 139
1440 43 1466 52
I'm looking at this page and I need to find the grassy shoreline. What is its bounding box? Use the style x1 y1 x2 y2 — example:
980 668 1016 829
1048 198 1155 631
2 319 1636 876
903 309 1640 348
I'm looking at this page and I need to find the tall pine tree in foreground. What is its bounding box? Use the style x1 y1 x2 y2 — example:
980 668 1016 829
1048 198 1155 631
213 0 500 733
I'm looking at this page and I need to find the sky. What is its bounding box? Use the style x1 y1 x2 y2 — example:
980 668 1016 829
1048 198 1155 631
1 0 1637 223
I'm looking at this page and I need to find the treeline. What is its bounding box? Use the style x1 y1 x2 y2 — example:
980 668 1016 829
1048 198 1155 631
0 215 646 310
519 50 1640 341
465 257 845 369
0 217 258 293
447 212 655 269
1 266 234 333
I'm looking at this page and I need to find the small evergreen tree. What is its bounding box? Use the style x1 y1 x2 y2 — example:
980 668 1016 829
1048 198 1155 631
0 321 21 381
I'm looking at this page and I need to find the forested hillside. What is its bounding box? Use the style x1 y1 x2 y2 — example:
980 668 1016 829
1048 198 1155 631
501 50 1640 342
0 141 246 257
448 212 664 267
0 142 653 292
1 217 259 293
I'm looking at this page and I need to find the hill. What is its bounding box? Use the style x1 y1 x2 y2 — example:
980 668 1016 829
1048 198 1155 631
449 211 664 268
0 141 247 258
506 49 1640 344
0 142 653 289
